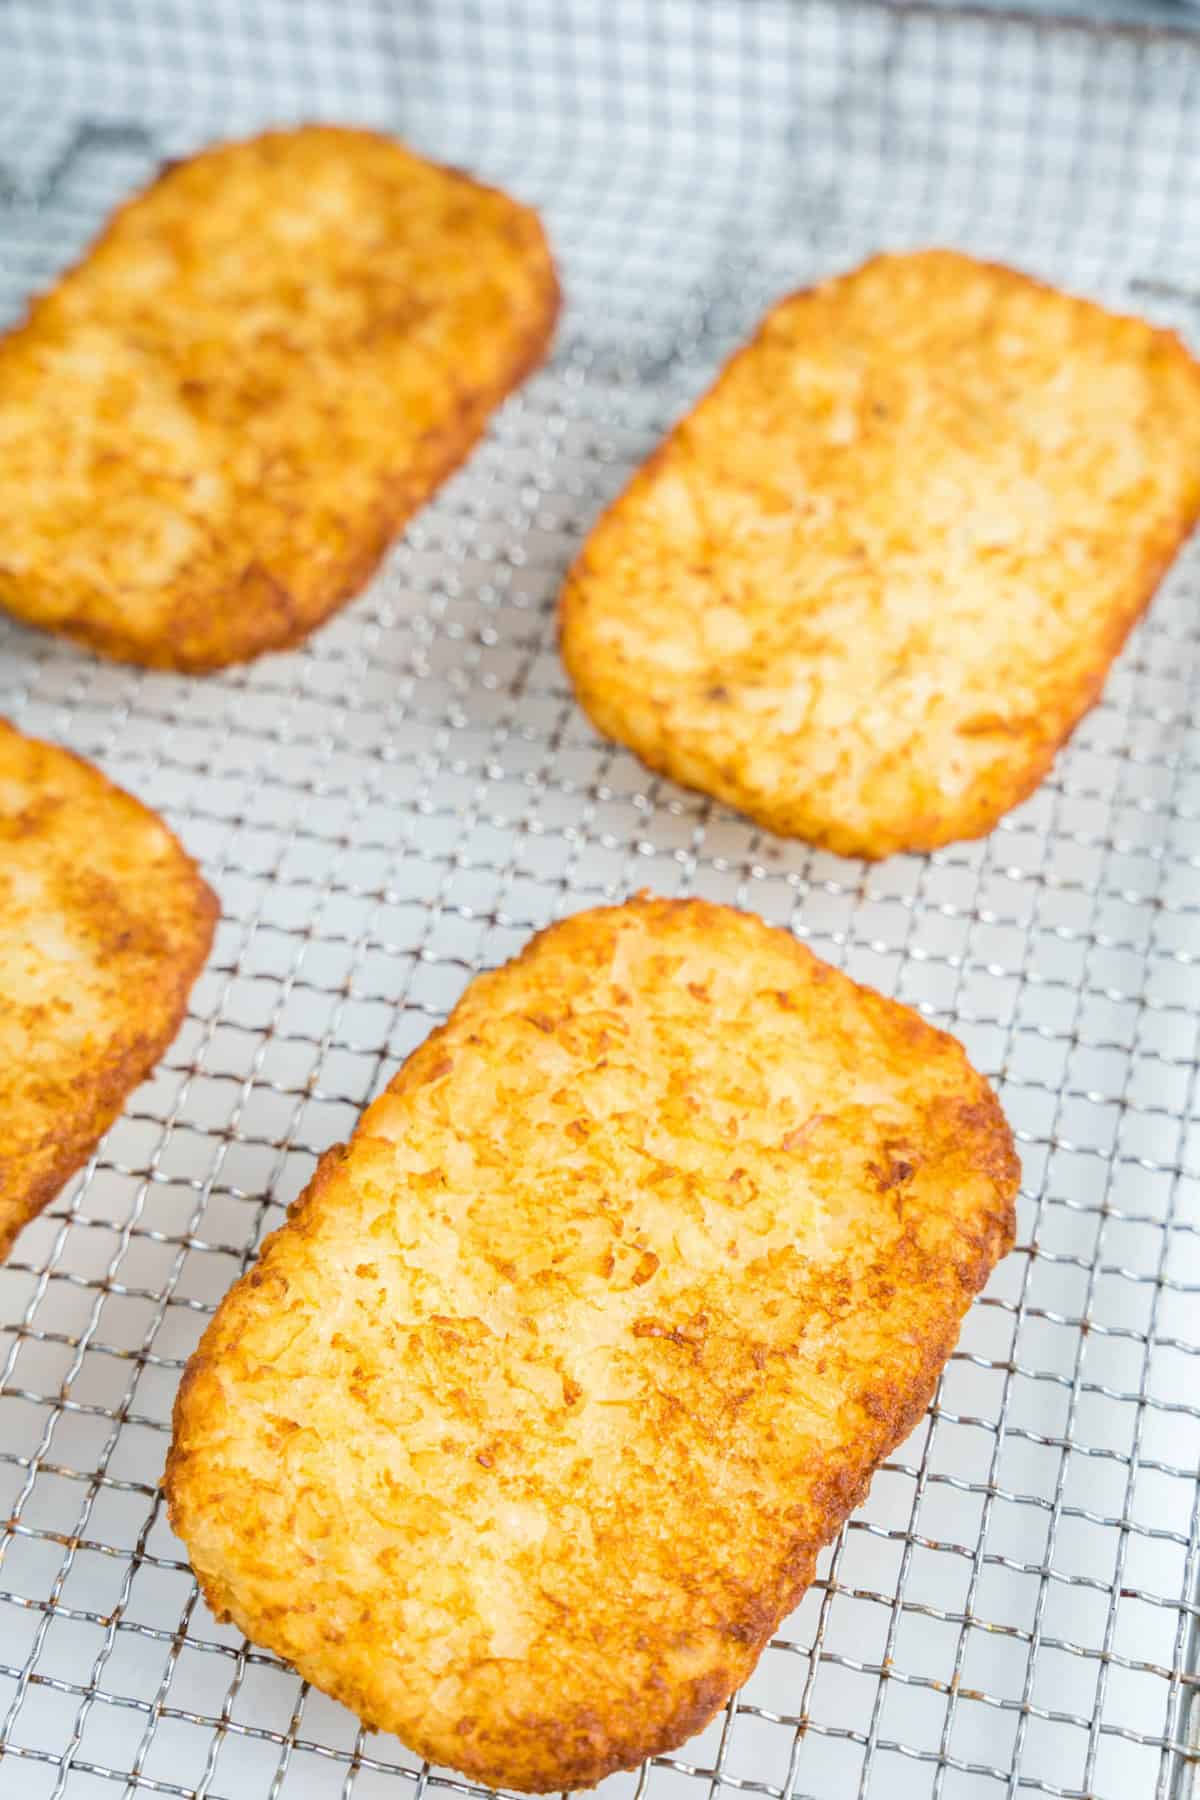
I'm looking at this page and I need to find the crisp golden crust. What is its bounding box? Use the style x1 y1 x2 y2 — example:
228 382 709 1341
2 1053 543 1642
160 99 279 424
0 721 217 1257
167 894 1017 1791
0 126 559 670
560 251 1200 858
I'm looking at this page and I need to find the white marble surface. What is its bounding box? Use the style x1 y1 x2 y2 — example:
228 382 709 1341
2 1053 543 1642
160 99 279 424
0 6 1198 1800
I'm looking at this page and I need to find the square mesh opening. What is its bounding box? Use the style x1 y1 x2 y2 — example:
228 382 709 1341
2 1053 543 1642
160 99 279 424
1 4 1198 1796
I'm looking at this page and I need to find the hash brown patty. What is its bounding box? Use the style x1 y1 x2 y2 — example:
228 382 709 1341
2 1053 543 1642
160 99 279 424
167 894 1017 1791
0 721 217 1258
0 126 559 670
560 251 1200 857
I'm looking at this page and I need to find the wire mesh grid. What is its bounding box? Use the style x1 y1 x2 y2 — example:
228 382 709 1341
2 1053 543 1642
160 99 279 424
0 2 1199 1797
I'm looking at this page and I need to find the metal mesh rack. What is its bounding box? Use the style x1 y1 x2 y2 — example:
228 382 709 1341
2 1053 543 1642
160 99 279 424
1 2 1199 1795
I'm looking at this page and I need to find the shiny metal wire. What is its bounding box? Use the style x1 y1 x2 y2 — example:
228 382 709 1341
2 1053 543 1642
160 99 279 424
1 4 1199 1796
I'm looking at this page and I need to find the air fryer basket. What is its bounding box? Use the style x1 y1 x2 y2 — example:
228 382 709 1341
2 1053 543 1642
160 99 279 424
1 4 1198 1796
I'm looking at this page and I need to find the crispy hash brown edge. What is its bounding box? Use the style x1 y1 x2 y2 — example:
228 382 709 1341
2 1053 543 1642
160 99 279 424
0 126 561 672
165 894 1018 1790
0 722 219 1258
558 253 1200 858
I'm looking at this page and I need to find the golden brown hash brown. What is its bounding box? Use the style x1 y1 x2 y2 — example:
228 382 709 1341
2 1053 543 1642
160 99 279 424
560 250 1200 858
0 721 216 1258
167 894 1017 1792
0 125 559 670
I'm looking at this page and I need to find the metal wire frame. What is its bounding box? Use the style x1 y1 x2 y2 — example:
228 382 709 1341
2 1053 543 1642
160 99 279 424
1 2 1200 1797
